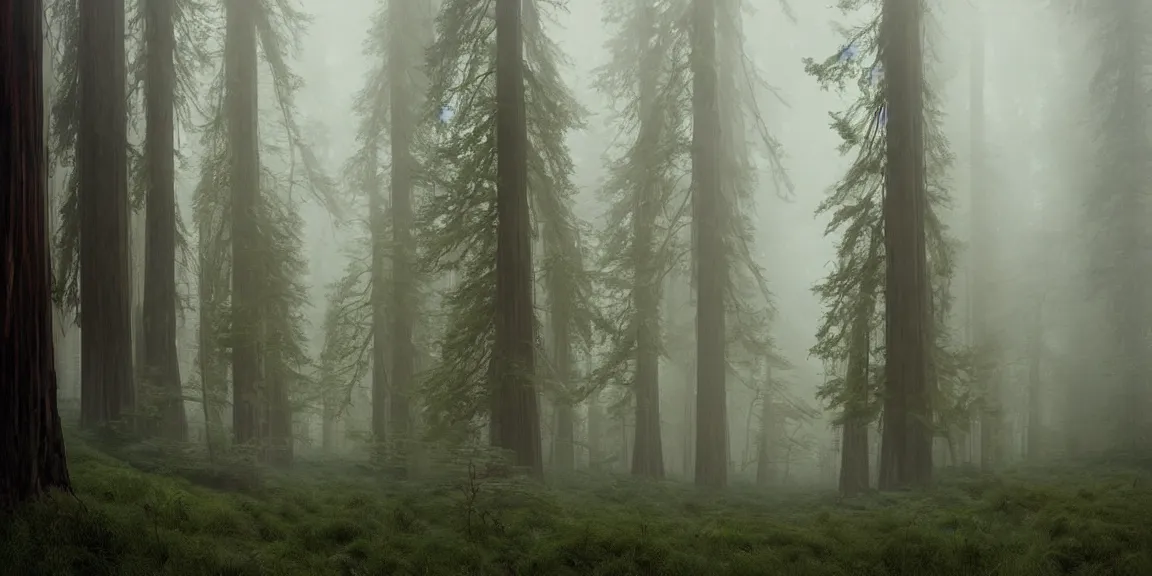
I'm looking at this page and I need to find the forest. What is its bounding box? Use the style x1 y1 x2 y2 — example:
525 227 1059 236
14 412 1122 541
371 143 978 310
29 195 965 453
2 0 1152 573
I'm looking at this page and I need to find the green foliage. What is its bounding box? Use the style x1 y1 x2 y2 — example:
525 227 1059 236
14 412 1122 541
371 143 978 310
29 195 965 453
805 4 972 434
417 0 587 440
591 0 694 393
6 437 1152 574
188 0 334 441
46 0 214 318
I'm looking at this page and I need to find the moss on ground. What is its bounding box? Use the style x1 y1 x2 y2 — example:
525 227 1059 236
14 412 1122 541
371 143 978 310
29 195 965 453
3 440 1152 575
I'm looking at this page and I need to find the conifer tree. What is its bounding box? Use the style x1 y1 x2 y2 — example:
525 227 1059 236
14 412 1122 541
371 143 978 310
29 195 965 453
490 0 541 474
0 0 72 510
419 0 586 475
690 0 727 490
192 0 335 461
594 0 692 479
807 0 967 492
324 0 433 461
136 0 209 440
1081 0 1152 450
77 0 136 428
528 1 596 472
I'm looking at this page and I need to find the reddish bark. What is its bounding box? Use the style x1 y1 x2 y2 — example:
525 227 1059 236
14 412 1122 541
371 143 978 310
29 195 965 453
0 0 72 511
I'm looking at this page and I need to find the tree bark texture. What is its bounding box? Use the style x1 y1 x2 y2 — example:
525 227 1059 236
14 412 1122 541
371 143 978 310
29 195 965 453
0 0 73 510
225 0 265 449
630 0 665 480
368 134 387 447
878 0 933 490
142 0 187 440
388 0 415 462
78 0 135 428
691 0 728 489
493 0 543 476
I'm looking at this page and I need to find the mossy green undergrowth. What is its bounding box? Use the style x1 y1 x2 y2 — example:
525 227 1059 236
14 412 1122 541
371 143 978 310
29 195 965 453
3 440 1152 576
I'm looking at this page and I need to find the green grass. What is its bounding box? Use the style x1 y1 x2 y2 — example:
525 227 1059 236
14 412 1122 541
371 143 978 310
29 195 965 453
3 440 1152 575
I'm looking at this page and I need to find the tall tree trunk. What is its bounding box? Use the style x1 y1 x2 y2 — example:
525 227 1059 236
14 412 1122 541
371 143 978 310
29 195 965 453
840 297 875 494
1026 294 1045 460
142 0 187 441
225 0 265 450
691 0 727 489
755 364 774 486
78 0 134 429
0 0 73 510
630 0 665 480
492 0 542 476
368 135 387 448
878 0 932 490
586 388 602 469
841 235 879 494
266 364 292 465
388 0 415 469
547 238 575 472
196 215 216 458
969 3 1000 472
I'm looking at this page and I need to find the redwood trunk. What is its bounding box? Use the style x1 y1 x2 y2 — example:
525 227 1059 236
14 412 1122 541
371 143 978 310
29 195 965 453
388 0 415 463
0 0 73 510
878 0 932 489
225 0 265 449
630 0 665 480
142 0 187 440
493 0 542 476
691 0 727 489
78 0 134 428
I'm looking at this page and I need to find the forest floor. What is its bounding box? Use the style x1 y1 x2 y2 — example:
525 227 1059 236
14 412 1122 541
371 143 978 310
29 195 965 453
3 436 1152 576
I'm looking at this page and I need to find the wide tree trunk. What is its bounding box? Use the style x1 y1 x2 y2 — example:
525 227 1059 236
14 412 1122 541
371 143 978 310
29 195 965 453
78 0 135 428
0 0 73 510
691 0 727 489
225 0 265 450
492 0 542 476
142 0 187 441
878 0 933 490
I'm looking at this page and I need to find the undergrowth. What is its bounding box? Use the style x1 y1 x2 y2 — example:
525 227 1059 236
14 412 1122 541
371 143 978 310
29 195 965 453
3 436 1152 575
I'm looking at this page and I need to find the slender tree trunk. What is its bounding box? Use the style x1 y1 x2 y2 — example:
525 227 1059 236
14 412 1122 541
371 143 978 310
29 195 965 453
388 0 415 468
368 135 387 448
630 0 665 480
691 0 727 489
1026 294 1045 460
840 312 873 494
587 388 602 469
969 3 1001 473
492 0 542 476
78 0 134 429
225 0 265 450
142 0 187 441
196 214 216 457
547 236 576 472
878 0 932 489
0 0 72 510
755 364 774 486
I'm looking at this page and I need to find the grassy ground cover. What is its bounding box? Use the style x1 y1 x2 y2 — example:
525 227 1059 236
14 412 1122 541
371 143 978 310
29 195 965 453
3 437 1151 575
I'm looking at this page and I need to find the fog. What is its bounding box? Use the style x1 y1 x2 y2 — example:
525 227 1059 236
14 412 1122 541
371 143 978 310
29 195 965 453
15 0 1152 567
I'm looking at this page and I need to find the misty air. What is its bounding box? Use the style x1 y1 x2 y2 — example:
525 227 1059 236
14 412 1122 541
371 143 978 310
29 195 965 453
1 0 1150 573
